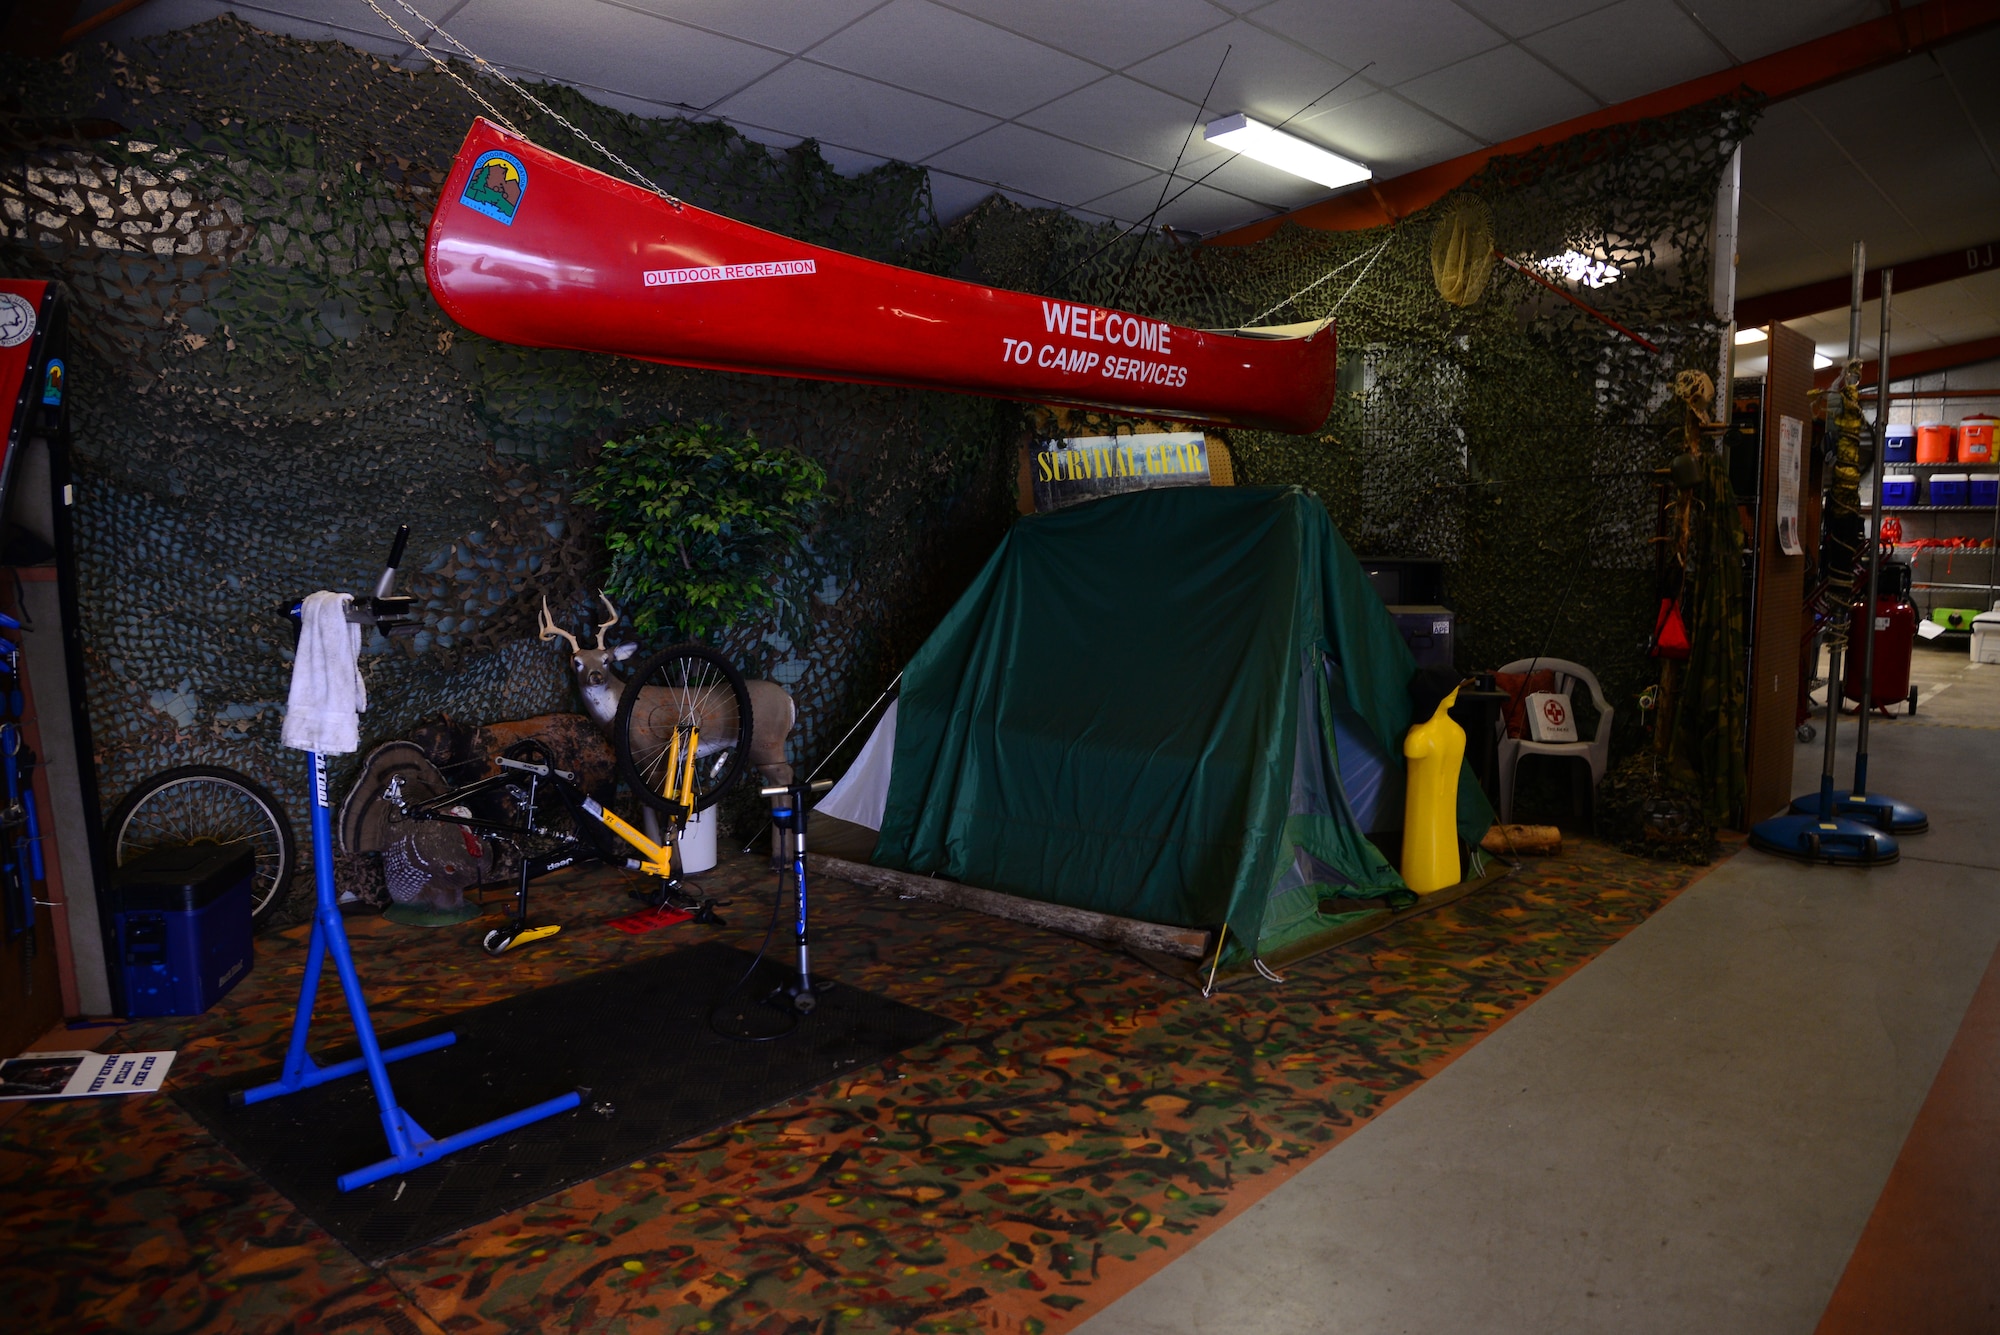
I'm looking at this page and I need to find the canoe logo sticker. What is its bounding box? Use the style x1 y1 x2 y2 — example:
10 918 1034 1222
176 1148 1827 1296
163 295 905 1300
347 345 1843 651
642 259 816 288
460 150 527 225
0 292 35 348
42 358 64 406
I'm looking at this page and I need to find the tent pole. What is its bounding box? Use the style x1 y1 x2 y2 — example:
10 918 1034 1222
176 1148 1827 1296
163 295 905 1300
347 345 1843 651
1203 923 1228 998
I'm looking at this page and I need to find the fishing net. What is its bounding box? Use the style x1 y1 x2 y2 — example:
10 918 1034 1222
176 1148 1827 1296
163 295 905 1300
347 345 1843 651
2 15 1754 900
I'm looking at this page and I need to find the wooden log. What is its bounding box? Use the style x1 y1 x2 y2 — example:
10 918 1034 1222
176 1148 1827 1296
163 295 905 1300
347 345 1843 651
807 854 1215 959
1480 823 1563 856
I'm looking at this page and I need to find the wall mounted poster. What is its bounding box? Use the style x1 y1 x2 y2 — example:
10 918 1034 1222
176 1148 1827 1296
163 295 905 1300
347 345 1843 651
1777 414 1803 556
1032 432 1210 512
0 1050 175 1100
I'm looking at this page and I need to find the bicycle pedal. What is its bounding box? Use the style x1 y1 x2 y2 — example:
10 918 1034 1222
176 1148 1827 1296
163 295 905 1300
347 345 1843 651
484 921 561 955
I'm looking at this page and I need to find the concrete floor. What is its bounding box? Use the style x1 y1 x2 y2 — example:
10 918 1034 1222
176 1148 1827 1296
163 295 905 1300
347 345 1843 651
1076 641 2000 1335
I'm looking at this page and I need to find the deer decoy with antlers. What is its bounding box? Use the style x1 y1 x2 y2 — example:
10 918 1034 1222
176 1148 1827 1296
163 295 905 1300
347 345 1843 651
539 593 796 790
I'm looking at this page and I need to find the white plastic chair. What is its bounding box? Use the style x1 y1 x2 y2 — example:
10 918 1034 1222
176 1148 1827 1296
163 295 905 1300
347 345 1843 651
1493 658 1614 825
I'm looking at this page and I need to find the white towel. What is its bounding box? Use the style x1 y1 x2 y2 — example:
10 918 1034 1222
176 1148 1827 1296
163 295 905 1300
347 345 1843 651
281 591 366 754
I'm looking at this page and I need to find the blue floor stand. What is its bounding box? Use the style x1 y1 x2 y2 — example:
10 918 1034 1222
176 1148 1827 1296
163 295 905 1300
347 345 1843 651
1786 748 1930 835
236 751 580 1192
1753 772 1900 866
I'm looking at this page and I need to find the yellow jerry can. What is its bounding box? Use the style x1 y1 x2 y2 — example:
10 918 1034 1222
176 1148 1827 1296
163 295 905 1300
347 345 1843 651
1401 685 1464 894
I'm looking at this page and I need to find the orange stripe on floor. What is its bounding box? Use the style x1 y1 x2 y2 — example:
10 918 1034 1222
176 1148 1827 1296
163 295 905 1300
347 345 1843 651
1817 939 2000 1334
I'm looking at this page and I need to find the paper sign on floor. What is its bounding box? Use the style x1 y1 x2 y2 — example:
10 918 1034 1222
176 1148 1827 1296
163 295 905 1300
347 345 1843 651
0 1050 175 1100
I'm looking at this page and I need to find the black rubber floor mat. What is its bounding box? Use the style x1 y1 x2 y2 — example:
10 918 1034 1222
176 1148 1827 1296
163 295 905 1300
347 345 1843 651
176 941 952 1265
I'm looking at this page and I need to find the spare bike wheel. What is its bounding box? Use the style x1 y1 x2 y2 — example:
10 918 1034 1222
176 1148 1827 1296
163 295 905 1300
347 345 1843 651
613 643 754 816
107 764 298 932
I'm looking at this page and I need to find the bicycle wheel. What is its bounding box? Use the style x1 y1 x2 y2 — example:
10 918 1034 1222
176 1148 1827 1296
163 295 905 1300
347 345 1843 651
613 643 754 816
107 765 298 932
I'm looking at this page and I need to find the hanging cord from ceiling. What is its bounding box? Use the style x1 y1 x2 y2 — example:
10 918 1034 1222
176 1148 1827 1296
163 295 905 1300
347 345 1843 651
1056 61 1374 294
363 0 684 208
1106 44 1231 308
1245 231 1394 328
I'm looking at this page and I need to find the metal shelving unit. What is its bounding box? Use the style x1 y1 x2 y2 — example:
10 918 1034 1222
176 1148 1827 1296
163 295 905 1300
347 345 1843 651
1860 454 2000 614
1863 504 1995 512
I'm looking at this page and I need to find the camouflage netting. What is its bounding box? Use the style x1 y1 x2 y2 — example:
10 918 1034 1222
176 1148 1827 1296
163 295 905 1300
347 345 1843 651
950 94 1757 784
1 18 1016 907
2 15 1753 898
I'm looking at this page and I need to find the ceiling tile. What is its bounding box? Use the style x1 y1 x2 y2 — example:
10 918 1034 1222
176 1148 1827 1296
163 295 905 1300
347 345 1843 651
1679 0 1876 63
1123 19 1365 131
441 0 788 110
1779 61 2000 260
1394 44 1597 143
1251 0 1506 86
932 0 1229 70
805 0 1103 118
711 59 997 162
1933 30 2000 165
923 123 1160 211
926 172 1006 222
1736 190 1845 295
1522 0 1727 105
1451 0 1619 40
1291 88 1481 177
1081 174 1286 235
1016 76 1233 173
603 0 886 53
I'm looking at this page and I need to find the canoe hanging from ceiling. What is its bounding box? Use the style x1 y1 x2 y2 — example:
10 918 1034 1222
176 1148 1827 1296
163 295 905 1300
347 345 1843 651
425 119 1338 434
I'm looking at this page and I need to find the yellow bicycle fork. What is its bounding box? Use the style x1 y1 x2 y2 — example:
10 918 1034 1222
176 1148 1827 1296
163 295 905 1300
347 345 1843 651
482 727 699 954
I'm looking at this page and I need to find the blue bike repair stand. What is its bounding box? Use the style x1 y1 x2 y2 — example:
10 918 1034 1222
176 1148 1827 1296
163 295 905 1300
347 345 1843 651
237 752 580 1190
1755 587 1900 865
236 545 580 1192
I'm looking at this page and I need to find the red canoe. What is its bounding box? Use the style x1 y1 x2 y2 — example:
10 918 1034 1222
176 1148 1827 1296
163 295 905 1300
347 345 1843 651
425 119 1337 434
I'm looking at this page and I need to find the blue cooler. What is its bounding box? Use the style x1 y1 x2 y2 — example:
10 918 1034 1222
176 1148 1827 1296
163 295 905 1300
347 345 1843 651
1880 474 1917 507
1884 424 1916 463
1930 473 1969 506
1972 474 1999 507
111 844 255 1018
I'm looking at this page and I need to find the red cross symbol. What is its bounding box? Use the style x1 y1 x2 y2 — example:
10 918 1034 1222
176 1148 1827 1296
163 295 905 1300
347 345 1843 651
1542 698 1568 728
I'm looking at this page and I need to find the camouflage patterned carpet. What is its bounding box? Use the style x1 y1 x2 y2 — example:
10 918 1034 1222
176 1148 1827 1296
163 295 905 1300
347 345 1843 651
0 839 1707 1334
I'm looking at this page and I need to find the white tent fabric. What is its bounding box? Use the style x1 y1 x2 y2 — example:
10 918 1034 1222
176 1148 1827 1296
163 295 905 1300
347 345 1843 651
814 698 898 831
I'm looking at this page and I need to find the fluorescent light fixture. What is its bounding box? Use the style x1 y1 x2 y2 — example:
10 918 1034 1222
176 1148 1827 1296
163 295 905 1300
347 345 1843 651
1539 250 1621 288
1734 327 1767 346
1813 353 1833 369
1204 113 1370 189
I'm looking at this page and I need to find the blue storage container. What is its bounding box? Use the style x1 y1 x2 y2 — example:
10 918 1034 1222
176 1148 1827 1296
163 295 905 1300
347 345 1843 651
1930 473 1969 506
1880 474 1917 507
1973 474 1999 507
1883 424 1916 463
111 843 254 1018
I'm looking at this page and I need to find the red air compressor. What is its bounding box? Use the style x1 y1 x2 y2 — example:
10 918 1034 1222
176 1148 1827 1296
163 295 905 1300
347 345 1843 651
1843 556 1919 715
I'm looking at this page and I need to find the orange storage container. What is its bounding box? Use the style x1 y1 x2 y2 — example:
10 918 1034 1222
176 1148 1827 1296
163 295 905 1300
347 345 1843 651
1916 421 1955 463
1959 415 1996 464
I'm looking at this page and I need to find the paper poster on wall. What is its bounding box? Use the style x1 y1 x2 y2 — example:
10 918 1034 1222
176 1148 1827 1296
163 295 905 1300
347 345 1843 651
1776 414 1803 556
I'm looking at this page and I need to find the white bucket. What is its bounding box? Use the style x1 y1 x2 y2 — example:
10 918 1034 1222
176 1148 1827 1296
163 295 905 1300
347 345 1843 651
678 804 717 874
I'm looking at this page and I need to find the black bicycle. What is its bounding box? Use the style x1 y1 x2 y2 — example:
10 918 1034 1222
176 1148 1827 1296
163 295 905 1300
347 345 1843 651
397 638 756 954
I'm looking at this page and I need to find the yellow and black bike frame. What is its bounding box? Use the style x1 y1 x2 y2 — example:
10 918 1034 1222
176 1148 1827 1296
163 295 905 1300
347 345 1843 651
403 728 699 954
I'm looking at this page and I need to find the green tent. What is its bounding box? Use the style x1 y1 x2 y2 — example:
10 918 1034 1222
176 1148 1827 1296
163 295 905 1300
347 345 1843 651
869 485 1493 966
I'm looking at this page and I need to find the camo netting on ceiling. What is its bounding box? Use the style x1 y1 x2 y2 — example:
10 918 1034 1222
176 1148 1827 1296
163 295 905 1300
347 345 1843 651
3 14 1751 891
